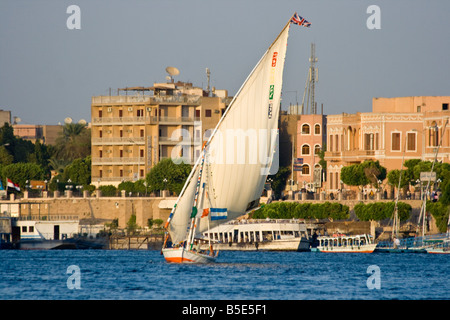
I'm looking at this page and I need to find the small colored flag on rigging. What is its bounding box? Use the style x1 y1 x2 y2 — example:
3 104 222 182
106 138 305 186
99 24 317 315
210 208 227 221
291 12 311 27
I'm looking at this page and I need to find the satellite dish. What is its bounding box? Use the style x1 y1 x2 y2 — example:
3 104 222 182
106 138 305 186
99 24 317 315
166 66 180 76
64 117 73 124
78 119 87 125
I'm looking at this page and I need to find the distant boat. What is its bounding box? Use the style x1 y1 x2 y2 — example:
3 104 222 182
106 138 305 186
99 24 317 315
162 13 309 263
426 239 450 254
199 219 311 252
311 234 377 253
10 220 106 250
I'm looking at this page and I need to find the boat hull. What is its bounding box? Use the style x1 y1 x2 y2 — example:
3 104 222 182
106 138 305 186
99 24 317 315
374 247 427 253
207 237 310 252
312 244 377 253
162 247 216 264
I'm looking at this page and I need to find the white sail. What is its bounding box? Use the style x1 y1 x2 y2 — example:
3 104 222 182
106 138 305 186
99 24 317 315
166 21 291 242
167 165 200 243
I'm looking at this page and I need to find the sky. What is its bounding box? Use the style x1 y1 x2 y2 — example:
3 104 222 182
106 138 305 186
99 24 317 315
0 0 449 125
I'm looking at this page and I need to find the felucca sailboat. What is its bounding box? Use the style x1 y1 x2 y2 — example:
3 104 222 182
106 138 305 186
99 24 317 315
162 13 311 263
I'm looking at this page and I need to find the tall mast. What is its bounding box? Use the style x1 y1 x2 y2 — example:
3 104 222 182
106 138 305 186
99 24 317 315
301 43 318 115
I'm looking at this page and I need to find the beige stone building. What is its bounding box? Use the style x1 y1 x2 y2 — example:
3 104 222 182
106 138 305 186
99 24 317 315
91 81 231 186
324 96 450 194
13 124 63 145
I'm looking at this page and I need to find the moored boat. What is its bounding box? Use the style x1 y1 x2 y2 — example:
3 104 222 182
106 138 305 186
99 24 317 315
200 219 311 251
311 234 376 253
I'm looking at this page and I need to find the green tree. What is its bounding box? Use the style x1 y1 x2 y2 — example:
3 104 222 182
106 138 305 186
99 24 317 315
63 156 91 185
1 163 45 189
54 123 91 162
0 123 35 163
98 185 117 197
267 166 291 199
127 214 138 235
146 158 191 195
341 160 386 188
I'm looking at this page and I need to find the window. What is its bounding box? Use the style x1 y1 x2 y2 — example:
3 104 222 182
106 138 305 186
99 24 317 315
392 132 401 151
302 124 310 134
119 129 123 138
302 164 310 175
417 106 421 113
98 110 102 118
99 130 102 138
29 226 34 233
443 103 449 111
120 150 123 158
205 109 212 117
99 150 103 158
314 124 321 135
195 110 200 118
140 169 144 177
140 129 144 137
137 109 144 117
407 132 416 151
140 149 144 157
119 110 123 117
302 144 310 155
314 145 321 155
429 122 439 147
99 170 103 178
22 226 27 233
119 169 123 177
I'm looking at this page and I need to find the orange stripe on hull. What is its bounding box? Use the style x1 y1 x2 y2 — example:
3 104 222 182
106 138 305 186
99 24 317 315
164 256 195 263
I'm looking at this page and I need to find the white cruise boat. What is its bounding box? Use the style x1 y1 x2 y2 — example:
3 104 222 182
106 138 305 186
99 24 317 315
199 219 311 251
311 233 376 253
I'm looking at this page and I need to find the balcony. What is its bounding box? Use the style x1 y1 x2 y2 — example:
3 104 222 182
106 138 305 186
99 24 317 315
92 157 143 165
92 137 145 145
91 95 201 105
324 149 385 161
158 136 202 145
92 116 202 126
152 116 201 124
92 116 150 126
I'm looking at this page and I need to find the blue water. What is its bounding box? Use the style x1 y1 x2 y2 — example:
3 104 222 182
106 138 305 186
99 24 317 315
0 250 448 300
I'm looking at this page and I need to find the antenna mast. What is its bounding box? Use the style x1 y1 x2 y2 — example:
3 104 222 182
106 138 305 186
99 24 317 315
301 43 318 114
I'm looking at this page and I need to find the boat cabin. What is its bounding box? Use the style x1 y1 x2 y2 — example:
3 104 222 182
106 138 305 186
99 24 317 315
202 219 309 244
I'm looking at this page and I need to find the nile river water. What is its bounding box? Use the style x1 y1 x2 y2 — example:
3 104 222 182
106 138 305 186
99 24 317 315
0 250 448 300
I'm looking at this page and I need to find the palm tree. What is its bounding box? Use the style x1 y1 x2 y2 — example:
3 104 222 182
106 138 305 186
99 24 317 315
54 123 91 162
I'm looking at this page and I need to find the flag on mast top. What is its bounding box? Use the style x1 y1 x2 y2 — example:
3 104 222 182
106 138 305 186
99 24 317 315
291 12 311 27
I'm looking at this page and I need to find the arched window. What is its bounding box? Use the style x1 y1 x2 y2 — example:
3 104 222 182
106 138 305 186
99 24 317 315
314 124 321 135
302 124 310 134
314 144 321 155
302 144 310 155
429 121 439 147
302 164 310 175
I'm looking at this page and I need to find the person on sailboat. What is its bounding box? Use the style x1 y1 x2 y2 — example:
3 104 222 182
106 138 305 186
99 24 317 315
393 237 401 249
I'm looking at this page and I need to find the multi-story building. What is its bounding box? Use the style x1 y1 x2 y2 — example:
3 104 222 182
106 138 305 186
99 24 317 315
91 81 230 186
324 96 450 194
0 109 11 126
13 124 63 145
295 114 327 191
